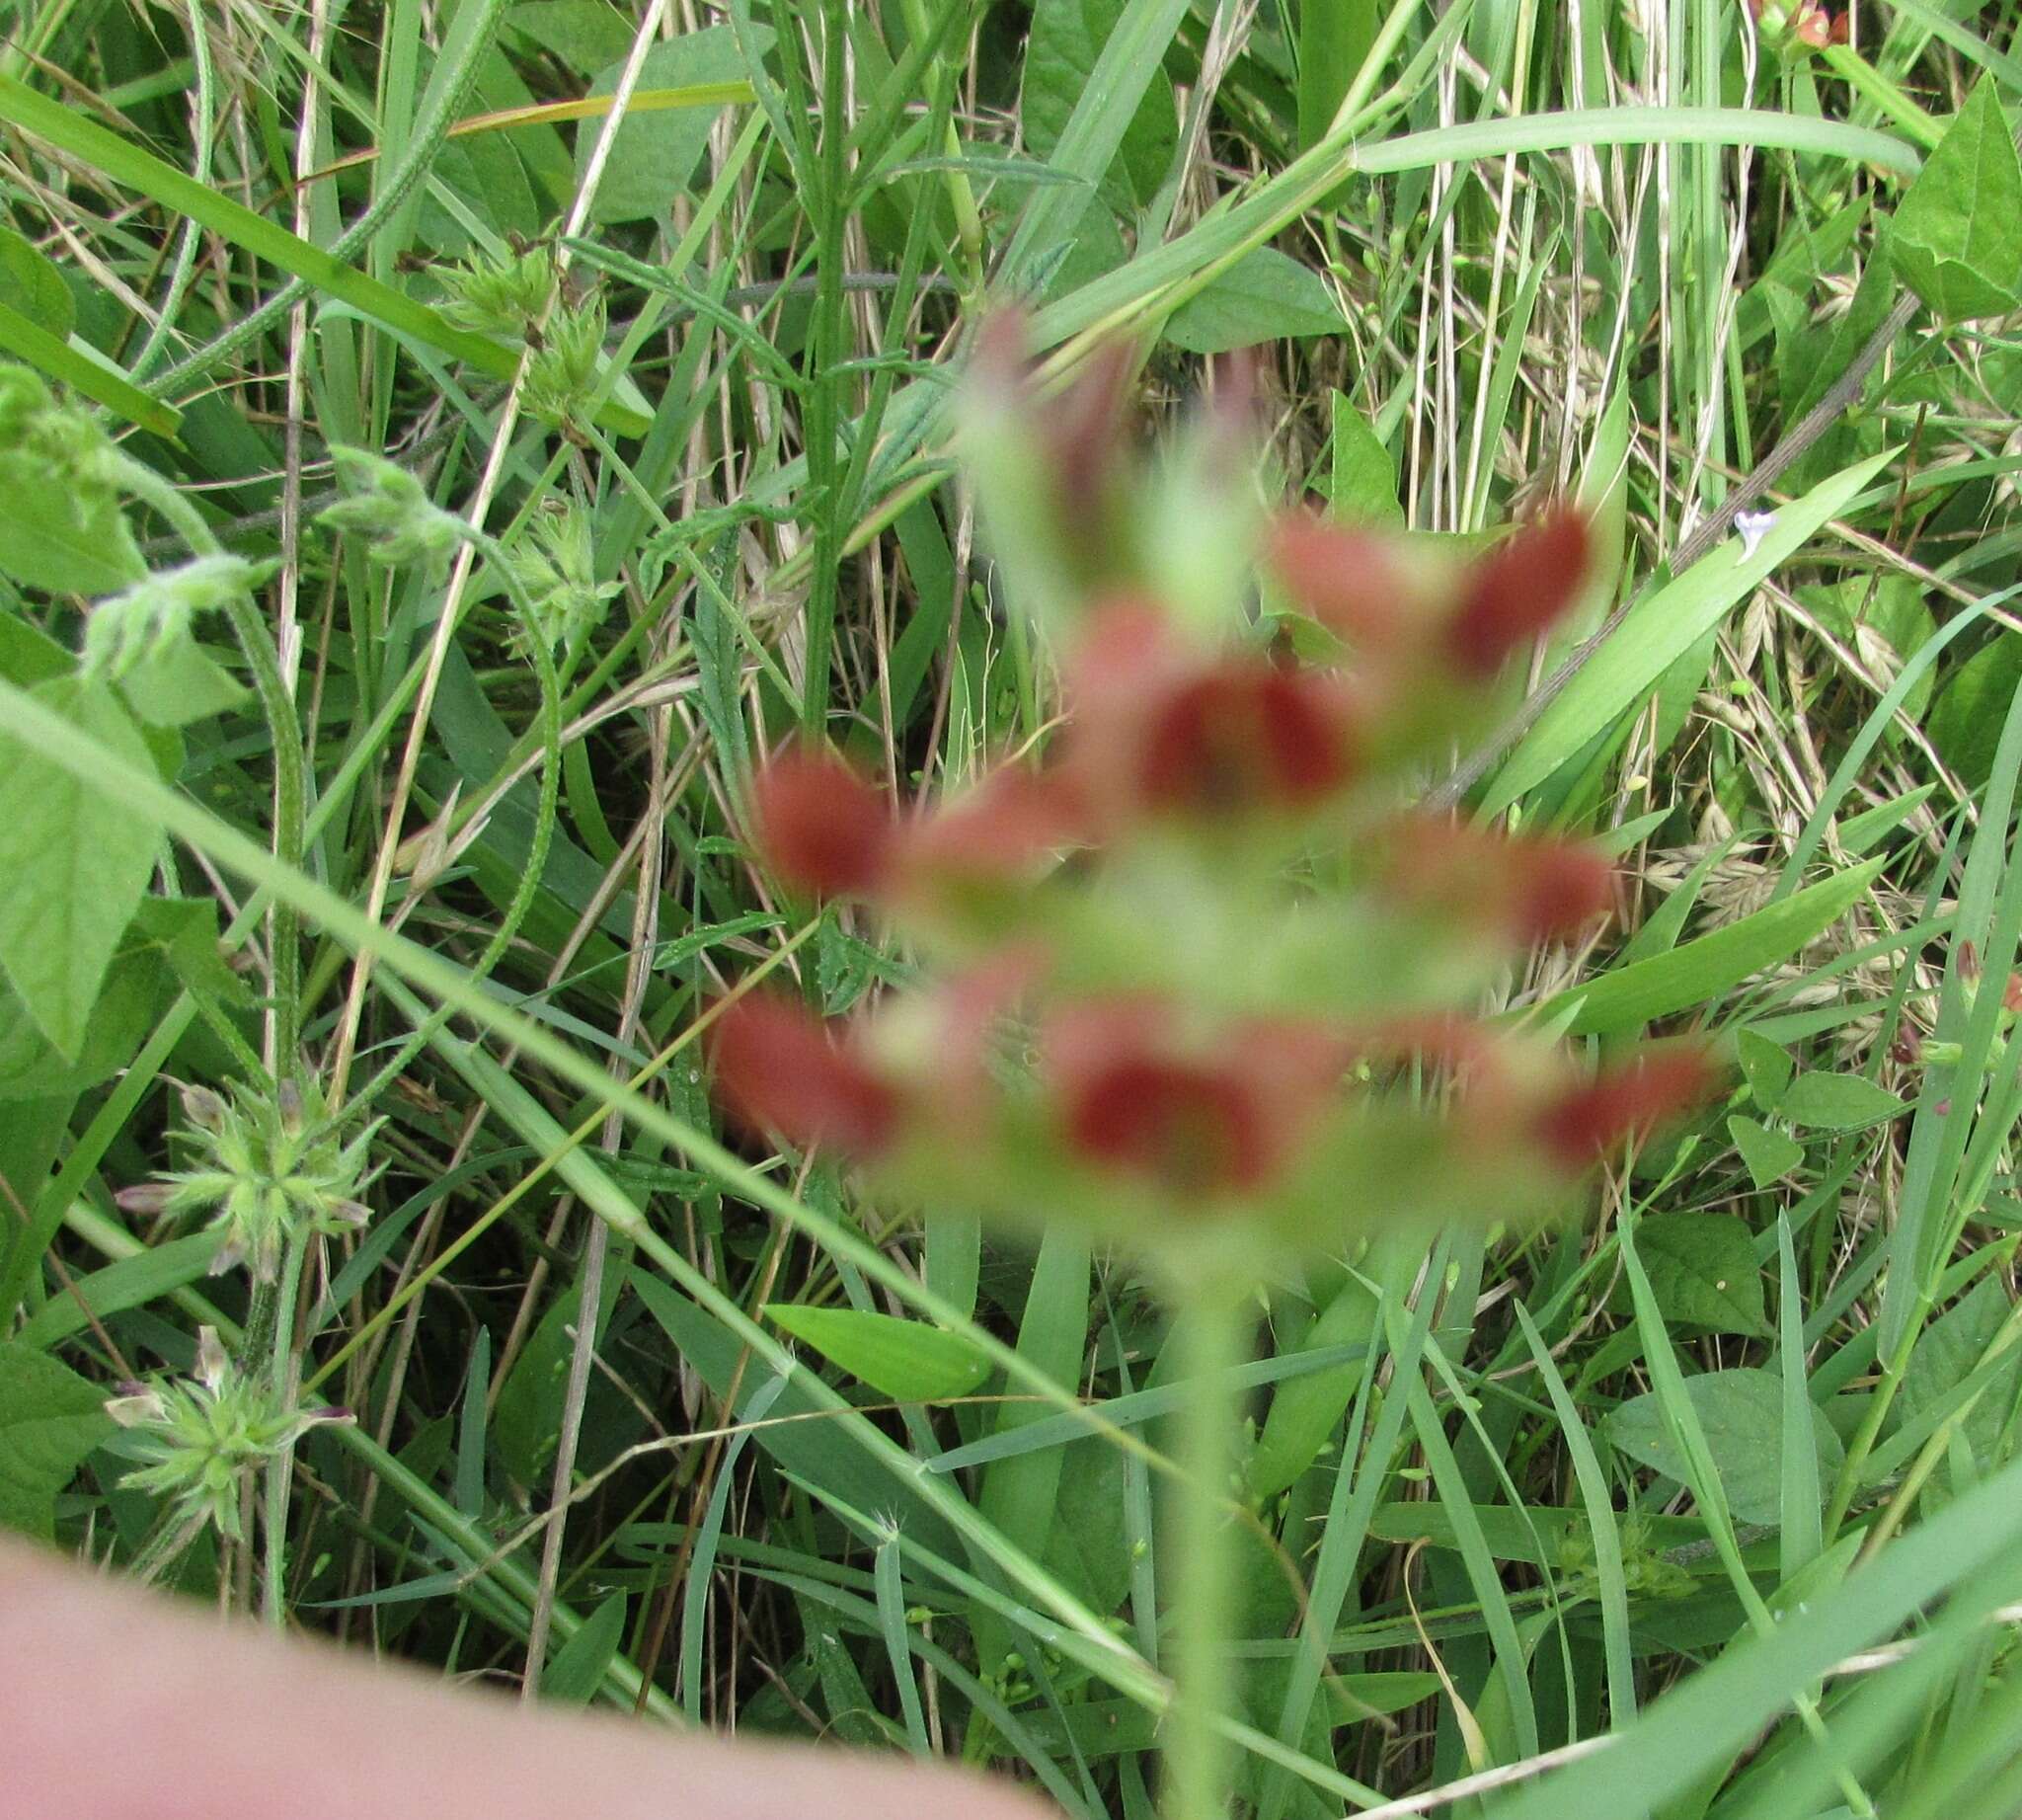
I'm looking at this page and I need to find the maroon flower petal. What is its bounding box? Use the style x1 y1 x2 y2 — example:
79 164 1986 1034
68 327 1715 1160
1375 817 1612 946
1502 836 1615 946
1135 665 1357 817
1046 1000 1341 1197
707 992 901 1159
902 764 1090 888
748 750 897 901
1445 508 1591 679
1534 1048 1716 1169
1266 513 1412 653
1063 1056 1271 1196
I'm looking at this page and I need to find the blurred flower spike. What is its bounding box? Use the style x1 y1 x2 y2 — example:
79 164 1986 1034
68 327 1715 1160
708 323 1713 1274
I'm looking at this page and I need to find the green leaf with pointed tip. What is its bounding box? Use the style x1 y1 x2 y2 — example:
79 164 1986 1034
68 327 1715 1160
0 1341 112 1540
1609 1368 1842 1529
0 441 145 597
0 227 70 341
1778 1071 1907 1132
1891 78 2022 323
1165 247 1347 355
1328 391 1403 527
765 1304 991 1404
116 631 248 729
1730 1115 1806 1190
1545 855 1886 1036
1736 1027 1795 1110
1609 1212 1768 1335
0 679 159 1057
539 1590 628 1703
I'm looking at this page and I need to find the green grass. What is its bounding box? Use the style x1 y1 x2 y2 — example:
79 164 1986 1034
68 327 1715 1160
7 3 2022 1818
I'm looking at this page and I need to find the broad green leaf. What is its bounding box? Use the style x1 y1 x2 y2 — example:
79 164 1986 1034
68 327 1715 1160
1164 246 1347 354
1736 1027 1795 1110
128 897 253 1009
1544 854 1885 1036
117 631 248 729
1021 0 1177 213
1483 449 1895 815
1730 1115 1806 1190
0 444 145 597
1327 390 1402 526
1890 78 2022 322
1929 631 2022 788
1894 1277 2022 1503
539 1589 627 1702
0 944 161 1101
1778 1071 1907 1132
1042 1437 1132 1615
0 679 158 1056
506 3 638 72
0 608 71 685
0 227 71 340
575 31 766 224
1609 1212 1767 1336
764 1303 990 1403
1608 1368 1843 1529
0 1340 111 1540
1297 0 1379 153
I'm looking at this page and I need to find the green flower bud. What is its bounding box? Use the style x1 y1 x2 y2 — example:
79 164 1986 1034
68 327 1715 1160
320 447 462 575
80 554 272 681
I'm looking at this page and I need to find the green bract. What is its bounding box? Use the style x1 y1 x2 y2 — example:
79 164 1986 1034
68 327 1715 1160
104 1327 350 1544
139 1075 379 1283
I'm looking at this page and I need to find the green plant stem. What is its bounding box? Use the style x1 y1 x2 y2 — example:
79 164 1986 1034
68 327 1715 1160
262 1228 311 1630
342 522 563 1116
801 0 852 738
109 451 307 1069
135 0 510 403
1166 1286 1247 1820
1826 1311 1923 1542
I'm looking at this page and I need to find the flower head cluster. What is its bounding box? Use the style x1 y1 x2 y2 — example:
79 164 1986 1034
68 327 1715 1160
707 330 1711 1273
117 1076 377 1283
1745 0 1850 51
104 1328 350 1543
507 498 622 653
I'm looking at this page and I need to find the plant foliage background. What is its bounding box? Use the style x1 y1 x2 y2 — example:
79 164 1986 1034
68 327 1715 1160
5 2 2022 1817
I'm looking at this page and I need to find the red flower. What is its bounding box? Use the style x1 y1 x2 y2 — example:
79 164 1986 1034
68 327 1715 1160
1266 513 1415 655
1046 1000 1345 1197
747 750 896 900
1134 665 1358 816
707 991 901 1158
1061 598 1359 827
1534 1047 1716 1169
902 763 1089 890
1445 508 1591 678
1377 817 1613 946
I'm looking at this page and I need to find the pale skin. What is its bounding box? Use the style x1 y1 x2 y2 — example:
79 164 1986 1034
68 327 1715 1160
0 1538 1052 1820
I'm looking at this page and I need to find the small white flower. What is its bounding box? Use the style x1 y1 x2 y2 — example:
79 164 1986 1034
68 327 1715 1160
1735 510 1777 563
